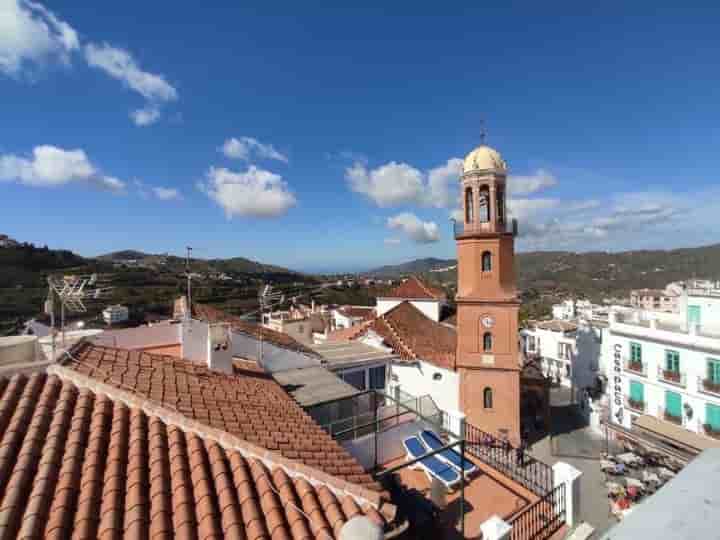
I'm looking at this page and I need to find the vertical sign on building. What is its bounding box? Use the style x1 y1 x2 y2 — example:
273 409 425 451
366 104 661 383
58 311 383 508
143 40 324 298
612 343 624 426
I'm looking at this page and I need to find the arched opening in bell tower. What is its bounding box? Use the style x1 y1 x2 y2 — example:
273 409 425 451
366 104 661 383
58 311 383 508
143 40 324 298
483 332 493 351
465 187 474 223
478 185 490 222
483 387 493 409
497 187 505 224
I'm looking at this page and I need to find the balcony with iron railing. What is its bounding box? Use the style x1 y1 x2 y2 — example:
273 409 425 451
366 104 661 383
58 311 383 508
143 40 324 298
698 377 720 398
658 406 683 426
453 218 518 238
657 366 686 388
624 358 647 377
626 396 646 413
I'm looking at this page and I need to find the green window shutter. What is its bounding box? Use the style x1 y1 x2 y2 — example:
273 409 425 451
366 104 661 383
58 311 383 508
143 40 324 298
688 305 701 326
630 381 644 402
708 359 720 383
707 404 720 430
665 350 679 372
665 391 682 417
631 343 642 362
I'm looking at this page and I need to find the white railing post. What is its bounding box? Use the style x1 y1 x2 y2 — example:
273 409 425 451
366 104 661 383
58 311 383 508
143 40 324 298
480 515 512 540
553 462 582 528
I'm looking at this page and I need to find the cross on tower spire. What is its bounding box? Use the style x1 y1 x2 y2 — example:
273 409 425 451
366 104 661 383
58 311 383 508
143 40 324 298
480 118 487 145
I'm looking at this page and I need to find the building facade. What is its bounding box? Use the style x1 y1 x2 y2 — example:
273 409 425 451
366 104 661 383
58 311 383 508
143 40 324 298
608 286 720 443
630 288 680 312
455 143 521 444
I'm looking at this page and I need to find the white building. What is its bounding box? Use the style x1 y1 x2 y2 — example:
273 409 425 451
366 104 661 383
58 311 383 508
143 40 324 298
630 287 680 312
521 319 602 398
375 276 447 322
331 305 375 330
102 304 129 325
607 284 720 448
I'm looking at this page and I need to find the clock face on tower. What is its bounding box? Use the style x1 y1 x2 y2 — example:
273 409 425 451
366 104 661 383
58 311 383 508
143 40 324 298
481 315 495 328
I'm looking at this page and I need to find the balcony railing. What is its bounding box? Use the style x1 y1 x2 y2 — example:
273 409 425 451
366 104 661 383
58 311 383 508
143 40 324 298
626 397 646 413
698 377 720 397
453 218 518 238
657 366 686 388
624 359 647 377
659 406 683 426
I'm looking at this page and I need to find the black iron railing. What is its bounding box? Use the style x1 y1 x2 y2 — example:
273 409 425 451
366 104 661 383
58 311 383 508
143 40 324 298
461 419 554 496
509 483 566 540
453 218 518 238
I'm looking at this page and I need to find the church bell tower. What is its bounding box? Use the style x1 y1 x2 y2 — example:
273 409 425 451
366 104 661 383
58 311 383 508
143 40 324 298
455 141 521 444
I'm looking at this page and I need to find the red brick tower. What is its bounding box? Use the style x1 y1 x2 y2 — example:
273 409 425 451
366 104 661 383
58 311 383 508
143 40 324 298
454 143 521 445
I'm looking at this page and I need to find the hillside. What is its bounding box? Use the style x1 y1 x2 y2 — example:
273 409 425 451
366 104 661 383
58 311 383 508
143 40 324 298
1 242 307 336
98 250 297 276
367 243 720 301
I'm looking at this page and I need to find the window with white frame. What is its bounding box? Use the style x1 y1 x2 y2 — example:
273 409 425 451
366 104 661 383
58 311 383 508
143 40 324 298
527 335 536 352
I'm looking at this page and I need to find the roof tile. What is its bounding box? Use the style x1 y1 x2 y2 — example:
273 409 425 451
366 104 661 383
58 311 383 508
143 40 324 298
0 374 387 539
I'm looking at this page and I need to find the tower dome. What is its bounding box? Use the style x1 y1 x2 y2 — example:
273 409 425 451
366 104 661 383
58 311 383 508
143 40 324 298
462 144 507 174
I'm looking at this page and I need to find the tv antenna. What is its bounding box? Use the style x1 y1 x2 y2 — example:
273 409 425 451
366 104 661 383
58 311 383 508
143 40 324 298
46 272 113 359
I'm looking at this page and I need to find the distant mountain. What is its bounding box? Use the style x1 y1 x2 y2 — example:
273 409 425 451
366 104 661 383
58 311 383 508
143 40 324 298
97 250 299 276
366 244 720 300
367 257 457 277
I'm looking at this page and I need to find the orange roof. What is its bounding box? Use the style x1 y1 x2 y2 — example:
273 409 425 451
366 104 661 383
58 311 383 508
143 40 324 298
383 276 446 300
358 302 456 370
0 372 387 539
61 342 379 491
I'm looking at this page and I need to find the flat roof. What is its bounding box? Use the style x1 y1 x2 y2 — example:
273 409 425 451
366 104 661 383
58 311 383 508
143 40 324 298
311 341 397 369
271 365 361 407
599 448 720 540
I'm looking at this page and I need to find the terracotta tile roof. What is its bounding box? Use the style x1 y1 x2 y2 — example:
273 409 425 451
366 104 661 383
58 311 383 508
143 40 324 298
0 372 387 539
366 302 456 370
325 320 374 342
193 303 321 358
337 306 376 320
534 320 578 333
61 342 380 491
383 276 446 300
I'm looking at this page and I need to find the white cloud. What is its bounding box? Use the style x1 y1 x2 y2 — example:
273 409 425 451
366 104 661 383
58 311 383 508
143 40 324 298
508 169 557 196
151 186 181 201
84 42 177 102
347 161 425 207
508 198 560 221
130 106 160 126
0 0 79 76
427 158 463 208
221 137 288 163
387 212 440 244
200 165 296 218
0 144 124 192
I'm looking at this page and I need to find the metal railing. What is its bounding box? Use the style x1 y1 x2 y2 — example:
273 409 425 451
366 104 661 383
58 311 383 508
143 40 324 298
658 406 683 426
624 358 647 377
461 418 554 496
657 366 686 388
453 218 518 238
626 396 646 413
509 483 566 540
698 377 720 397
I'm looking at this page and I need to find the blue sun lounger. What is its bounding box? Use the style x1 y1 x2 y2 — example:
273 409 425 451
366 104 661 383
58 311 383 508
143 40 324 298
403 435 460 489
419 429 478 477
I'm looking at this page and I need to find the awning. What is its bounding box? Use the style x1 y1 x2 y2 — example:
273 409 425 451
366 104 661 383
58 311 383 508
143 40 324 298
633 414 720 454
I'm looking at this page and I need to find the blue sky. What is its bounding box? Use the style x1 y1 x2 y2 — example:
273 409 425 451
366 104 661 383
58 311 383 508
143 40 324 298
2 1 719 272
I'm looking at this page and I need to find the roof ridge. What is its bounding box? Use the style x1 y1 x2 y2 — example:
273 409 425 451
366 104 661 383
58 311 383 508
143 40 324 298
378 313 416 361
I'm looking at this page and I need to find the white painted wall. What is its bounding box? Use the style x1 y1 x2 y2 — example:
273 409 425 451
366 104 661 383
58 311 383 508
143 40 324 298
231 330 319 372
98 323 181 349
387 360 460 413
341 418 435 470
376 299 441 322
181 319 208 364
